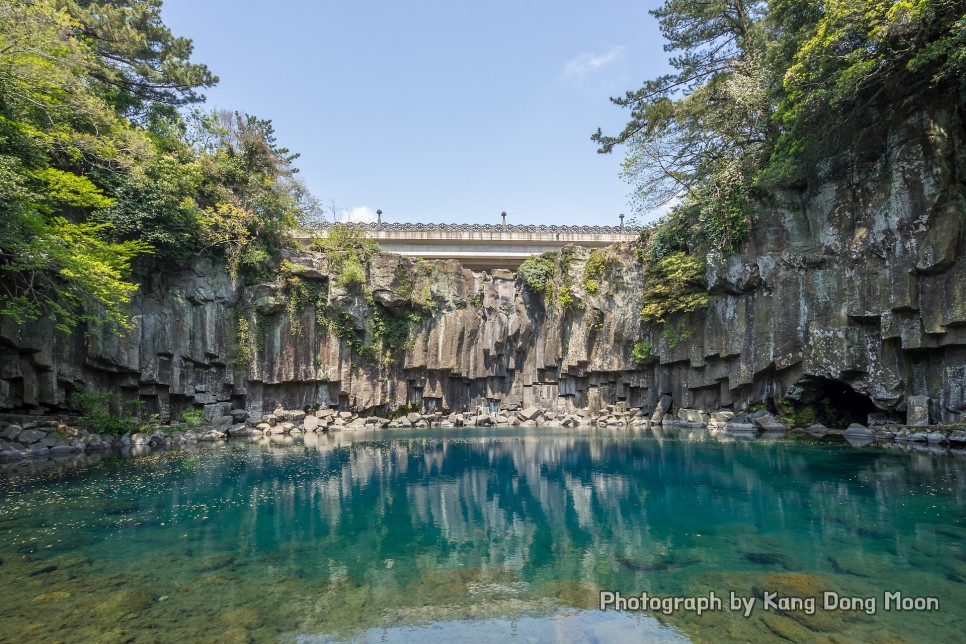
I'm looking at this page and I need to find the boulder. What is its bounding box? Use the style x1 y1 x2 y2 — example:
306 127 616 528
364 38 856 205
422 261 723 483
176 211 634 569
17 428 46 445
303 416 320 432
650 395 672 423
843 423 874 438
229 423 254 436
710 411 735 423
0 425 22 441
518 406 541 421
726 422 758 433
753 413 787 431
805 424 828 436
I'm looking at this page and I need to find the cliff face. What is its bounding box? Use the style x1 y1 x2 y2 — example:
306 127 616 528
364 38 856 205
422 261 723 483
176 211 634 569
1 107 964 426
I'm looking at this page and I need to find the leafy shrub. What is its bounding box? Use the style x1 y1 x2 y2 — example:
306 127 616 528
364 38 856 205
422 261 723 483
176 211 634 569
632 341 652 362
72 392 148 436
640 251 711 322
180 408 204 428
583 249 612 294
518 253 556 291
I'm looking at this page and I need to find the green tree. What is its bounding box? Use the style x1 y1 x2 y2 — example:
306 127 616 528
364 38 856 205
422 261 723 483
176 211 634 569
69 0 217 120
594 0 768 241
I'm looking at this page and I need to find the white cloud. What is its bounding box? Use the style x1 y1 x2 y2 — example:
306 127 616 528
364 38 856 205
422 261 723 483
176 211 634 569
564 46 627 78
339 206 378 224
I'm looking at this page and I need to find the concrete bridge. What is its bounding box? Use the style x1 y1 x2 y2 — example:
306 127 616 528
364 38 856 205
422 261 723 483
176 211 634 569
298 220 640 270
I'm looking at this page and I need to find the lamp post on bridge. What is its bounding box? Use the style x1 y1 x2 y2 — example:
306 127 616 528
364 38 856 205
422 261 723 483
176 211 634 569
620 213 625 233
376 209 382 231
501 211 507 231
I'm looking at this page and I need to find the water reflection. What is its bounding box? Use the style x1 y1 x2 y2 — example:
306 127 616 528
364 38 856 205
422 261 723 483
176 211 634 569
1 427 965 642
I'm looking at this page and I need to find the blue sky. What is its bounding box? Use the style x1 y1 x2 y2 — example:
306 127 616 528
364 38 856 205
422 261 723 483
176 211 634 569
161 1 669 226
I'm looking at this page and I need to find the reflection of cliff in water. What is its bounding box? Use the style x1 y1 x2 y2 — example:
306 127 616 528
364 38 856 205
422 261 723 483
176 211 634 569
56 428 956 595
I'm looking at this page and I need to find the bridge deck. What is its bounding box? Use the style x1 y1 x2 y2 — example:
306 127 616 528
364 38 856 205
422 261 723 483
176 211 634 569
297 223 640 270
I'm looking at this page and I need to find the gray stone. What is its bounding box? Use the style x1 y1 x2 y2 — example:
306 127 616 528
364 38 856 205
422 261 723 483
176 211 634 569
710 411 735 423
303 416 319 432
726 422 758 433
0 425 22 441
844 423 874 437
17 429 46 445
519 406 541 421
650 395 672 424
906 396 930 426
753 413 787 431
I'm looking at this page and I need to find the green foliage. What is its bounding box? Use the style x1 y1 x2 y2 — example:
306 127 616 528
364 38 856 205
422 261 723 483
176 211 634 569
632 341 653 363
233 316 251 369
311 223 379 291
640 252 712 323
772 0 966 177
583 249 613 294
0 212 151 332
663 320 695 349
283 273 328 335
597 0 966 255
179 408 204 429
556 285 575 309
589 308 605 331
518 252 556 291
518 249 582 312
72 391 147 436
370 305 423 365
0 2 315 333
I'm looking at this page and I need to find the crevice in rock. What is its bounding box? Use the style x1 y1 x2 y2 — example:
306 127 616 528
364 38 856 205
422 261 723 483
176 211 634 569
782 376 880 427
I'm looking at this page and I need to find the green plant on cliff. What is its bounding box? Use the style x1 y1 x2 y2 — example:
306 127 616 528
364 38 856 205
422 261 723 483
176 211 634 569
583 249 613 295
663 319 695 349
632 341 653 363
640 252 711 323
371 305 423 365
518 252 556 291
232 316 252 369
310 223 379 291
283 272 328 335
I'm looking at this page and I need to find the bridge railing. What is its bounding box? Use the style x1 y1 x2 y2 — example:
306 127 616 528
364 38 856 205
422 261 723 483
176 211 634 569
299 221 641 235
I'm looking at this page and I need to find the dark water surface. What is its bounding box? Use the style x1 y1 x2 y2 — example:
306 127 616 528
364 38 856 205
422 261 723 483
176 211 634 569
1 427 965 643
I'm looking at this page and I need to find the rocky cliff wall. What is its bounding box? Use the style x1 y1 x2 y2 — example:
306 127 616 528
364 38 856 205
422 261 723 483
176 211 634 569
1 106 963 426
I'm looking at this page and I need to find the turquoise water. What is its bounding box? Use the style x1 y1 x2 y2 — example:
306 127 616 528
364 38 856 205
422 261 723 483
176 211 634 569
1 427 965 643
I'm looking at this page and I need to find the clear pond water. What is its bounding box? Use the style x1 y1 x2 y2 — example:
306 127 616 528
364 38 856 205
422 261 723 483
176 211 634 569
1 427 965 643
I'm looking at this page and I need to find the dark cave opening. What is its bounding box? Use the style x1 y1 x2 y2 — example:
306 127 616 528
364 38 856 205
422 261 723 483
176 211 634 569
784 376 880 428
